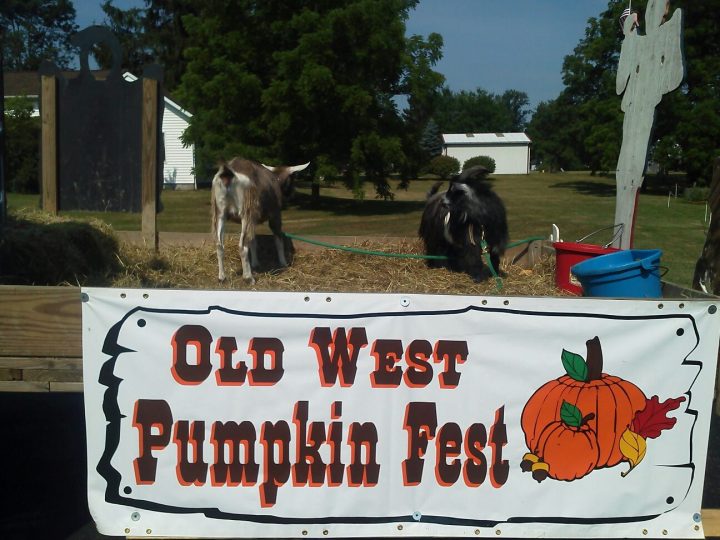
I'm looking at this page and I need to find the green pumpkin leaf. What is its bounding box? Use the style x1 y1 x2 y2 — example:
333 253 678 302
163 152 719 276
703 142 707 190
560 401 583 427
562 349 588 381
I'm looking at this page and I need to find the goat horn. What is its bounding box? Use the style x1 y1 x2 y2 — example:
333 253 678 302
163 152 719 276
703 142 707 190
468 223 476 246
287 162 310 174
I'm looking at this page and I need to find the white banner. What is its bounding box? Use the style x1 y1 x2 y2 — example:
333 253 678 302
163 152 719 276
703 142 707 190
81 288 719 538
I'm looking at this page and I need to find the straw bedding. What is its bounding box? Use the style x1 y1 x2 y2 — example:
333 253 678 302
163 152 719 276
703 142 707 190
2 210 564 296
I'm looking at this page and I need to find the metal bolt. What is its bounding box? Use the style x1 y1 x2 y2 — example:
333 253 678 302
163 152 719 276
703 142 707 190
146 529 152 535
694 525 700 531
475 530 480 535
642 529 648 535
302 531 308 536
125 529 130 535
662 530 668 535
81 293 89 302
323 530 329 536
495 529 502 535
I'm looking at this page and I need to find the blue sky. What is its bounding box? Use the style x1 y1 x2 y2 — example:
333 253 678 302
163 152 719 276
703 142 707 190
73 0 610 109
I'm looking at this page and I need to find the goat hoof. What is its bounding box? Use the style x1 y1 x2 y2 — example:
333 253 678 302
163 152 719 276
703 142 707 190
244 276 256 285
218 277 226 283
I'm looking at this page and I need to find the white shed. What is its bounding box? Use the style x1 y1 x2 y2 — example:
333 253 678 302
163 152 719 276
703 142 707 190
442 132 531 175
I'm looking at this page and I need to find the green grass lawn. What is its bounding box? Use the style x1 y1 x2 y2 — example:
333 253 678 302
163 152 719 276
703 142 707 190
7 171 708 287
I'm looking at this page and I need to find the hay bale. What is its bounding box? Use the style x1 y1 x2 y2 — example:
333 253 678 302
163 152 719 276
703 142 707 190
0 209 121 286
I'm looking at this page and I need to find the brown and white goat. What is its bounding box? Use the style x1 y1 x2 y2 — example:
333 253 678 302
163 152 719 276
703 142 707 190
211 158 309 284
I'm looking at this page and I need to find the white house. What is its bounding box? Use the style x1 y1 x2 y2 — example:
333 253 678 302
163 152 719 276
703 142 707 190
121 72 196 189
3 70 196 189
442 132 532 175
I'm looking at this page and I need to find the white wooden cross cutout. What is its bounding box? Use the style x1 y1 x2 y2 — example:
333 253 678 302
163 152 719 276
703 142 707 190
613 0 684 249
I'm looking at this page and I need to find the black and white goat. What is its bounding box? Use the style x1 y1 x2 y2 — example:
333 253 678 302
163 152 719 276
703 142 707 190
211 158 309 284
418 166 509 282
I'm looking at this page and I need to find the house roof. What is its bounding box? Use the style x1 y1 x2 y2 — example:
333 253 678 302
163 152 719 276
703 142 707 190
442 132 531 145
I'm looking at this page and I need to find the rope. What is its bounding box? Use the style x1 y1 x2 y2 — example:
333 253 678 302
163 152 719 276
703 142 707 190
283 232 448 260
284 231 546 292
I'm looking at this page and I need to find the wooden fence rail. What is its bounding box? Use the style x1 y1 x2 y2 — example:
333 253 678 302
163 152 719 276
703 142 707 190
0 285 82 392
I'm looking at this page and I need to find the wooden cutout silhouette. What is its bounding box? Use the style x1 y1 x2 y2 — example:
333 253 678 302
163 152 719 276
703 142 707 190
613 0 684 249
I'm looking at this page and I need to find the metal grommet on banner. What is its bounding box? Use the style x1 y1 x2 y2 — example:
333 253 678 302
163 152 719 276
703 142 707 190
401 297 410 308
412 511 421 521
694 513 701 522
131 512 140 521
81 292 89 302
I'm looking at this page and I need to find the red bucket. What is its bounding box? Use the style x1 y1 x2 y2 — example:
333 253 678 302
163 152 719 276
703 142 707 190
553 241 619 295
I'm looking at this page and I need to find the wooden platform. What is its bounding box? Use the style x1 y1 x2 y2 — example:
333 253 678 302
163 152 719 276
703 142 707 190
0 282 718 537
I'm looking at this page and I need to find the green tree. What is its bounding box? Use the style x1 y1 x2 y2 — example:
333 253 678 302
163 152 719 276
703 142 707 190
177 0 443 198
463 155 495 174
419 118 443 160
672 0 720 183
427 155 459 179
528 0 720 183
526 97 583 171
434 87 530 134
4 97 40 193
98 1 195 90
1 0 77 70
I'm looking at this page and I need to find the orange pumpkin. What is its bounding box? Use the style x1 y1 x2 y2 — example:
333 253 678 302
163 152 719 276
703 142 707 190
521 337 646 469
535 403 599 481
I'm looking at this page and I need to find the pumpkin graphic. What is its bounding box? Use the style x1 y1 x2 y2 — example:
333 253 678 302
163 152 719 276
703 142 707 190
521 337 646 470
530 402 599 481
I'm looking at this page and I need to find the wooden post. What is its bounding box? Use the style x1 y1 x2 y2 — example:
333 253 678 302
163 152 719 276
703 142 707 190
141 78 158 249
40 75 58 215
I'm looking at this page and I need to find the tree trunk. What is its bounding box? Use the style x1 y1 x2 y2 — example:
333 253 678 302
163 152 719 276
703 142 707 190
311 181 320 201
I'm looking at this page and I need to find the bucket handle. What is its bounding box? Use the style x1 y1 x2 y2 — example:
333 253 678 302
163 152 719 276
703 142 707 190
576 224 624 248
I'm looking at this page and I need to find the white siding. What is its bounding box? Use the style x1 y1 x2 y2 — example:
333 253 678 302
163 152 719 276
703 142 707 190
442 133 531 175
162 101 195 189
122 72 196 189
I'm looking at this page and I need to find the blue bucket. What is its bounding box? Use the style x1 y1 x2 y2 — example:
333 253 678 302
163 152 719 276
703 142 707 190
570 249 663 298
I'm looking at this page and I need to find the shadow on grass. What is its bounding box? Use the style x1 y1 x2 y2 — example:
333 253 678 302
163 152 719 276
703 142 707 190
549 180 616 197
288 191 427 216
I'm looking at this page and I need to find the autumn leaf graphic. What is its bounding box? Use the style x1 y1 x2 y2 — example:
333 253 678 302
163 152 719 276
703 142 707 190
619 395 686 476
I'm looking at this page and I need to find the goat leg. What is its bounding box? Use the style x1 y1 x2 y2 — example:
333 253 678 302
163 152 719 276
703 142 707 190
238 220 255 285
269 217 288 267
216 215 227 282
